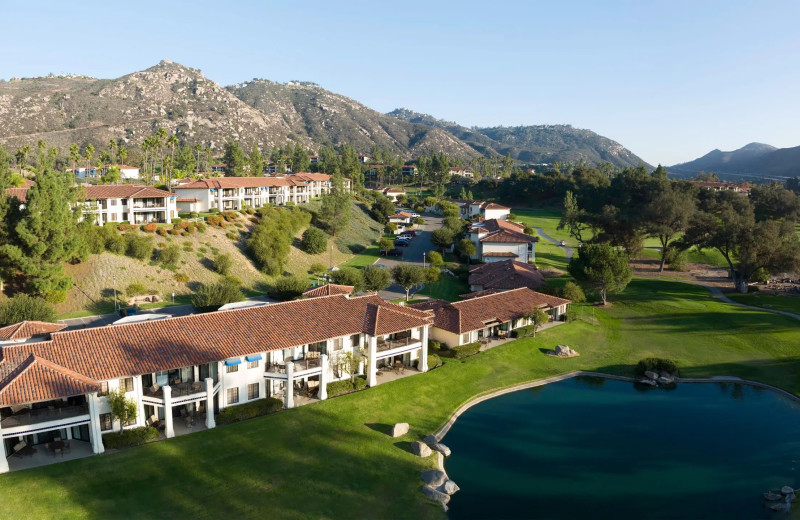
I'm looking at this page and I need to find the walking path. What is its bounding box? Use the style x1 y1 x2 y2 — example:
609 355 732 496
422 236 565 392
696 283 800 322
533 226 574 260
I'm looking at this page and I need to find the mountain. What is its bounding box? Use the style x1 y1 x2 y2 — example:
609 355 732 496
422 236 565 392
669 142 800 181
387 108 650 169
0 60 647 167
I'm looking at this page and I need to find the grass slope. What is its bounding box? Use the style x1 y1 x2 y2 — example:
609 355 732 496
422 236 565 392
727 293 800 316
3 279 800 519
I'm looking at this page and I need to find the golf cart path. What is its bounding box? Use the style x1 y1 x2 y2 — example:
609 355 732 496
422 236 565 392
694 282 800 322
533 226 575 260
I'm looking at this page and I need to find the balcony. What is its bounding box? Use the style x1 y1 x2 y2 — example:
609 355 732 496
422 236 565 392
1 404 89 428
265 357 321 375
376 336 420 353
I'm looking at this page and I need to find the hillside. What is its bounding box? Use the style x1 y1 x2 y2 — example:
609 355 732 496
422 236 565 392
669 142 800 181
387 108 650 169
0 60 648 166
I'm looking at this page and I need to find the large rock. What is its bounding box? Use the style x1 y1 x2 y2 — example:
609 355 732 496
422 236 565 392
444 480 460 495
420 469 447 487
433 443 452 457
552 345 579 357
391 423 409 437
644 370 659 380
411 441 432 457
657 376 675 386
423 434 438 445
422 485 450 505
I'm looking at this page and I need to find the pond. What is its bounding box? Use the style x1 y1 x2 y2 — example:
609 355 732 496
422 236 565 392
443 376 800 519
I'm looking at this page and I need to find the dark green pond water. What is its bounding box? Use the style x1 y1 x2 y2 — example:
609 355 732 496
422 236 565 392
444 377 800 519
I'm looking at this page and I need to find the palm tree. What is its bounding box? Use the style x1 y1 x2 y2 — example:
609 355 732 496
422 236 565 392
117 146 127 167
155 128 167 181
141 139 151 183
193 144 202 174
108 139 118 164
83 144 95 179
69 143 80 182
166 134 179 187
15 145 31 175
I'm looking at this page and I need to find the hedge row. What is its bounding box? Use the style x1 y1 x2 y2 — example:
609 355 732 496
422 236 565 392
102 426 159 450
427 353 442 369
450 342 481 359
217 397 283 425
327 376 368 397
511 325 534 338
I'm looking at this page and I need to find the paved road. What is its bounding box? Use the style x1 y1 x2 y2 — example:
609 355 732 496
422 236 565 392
697 283 800 322
375 215 443 301
59 295 274 331
533 226 575 260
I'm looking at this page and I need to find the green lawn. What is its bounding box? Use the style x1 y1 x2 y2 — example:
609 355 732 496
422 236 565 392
5 279 800 519
418 274 469 301
728 292 800 316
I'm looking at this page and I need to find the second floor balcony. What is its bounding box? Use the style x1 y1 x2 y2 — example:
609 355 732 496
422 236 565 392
1 402 89 429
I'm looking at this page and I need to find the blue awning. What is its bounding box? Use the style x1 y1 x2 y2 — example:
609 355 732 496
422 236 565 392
245 354 263 362
224 358 242 366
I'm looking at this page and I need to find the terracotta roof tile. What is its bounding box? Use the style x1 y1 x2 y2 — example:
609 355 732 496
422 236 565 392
0 321 67 341
479 229 536 244
83 185 173 200
302 284 354 298
468 260 545 291
482 252 518 257
0 355 100 406
175 177 306 190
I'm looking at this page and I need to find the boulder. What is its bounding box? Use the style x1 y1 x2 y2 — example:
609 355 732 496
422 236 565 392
433 443 452 457
644 370 659 380
411 441 432 457
423 434 438 445
444 480 460 495
637 378 657 386
422 485 450 505
420 469 447 487
391 423 409 438
551 345 579 357
657 376 675 386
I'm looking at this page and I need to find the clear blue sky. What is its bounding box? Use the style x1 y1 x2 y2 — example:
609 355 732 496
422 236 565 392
1 0 799 165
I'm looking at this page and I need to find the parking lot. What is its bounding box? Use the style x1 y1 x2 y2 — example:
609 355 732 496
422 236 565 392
375 215 443 300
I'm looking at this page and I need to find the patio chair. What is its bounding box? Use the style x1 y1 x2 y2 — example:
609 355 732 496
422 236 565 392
148 383 160 394
63 441 71 453
54 448 62 457
54 436 62 442
11 441 27 455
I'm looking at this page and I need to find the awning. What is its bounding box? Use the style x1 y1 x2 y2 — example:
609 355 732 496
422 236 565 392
245 354 263 362
224 358 242 366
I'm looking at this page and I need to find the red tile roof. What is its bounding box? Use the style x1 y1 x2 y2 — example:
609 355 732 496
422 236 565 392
83 185 173 200
176 198 200 203
410 288 570 334
482 251 519 257
291 172 332 182
0 321 67 341
468 260 545 291
0 355 101 406
175 177 306 190
4 179 34 202
0 294 432 405
471 219 525 234
481 202 510 210
302 284 354 298
479 229 535 244
389 212 413 219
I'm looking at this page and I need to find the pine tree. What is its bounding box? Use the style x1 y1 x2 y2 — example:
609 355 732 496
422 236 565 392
223 140 247 177
249 142 263 176
0 162 82 301
320 171 351 237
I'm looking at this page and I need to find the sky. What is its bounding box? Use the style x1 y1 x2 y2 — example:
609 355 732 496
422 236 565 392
1 0 799 165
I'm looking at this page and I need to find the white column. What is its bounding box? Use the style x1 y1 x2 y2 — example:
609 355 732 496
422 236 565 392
285 362 295 409
134 376 146 427
319 354 329 401
163 385 174 439
0 417 9 473
420 326 429 373
205 378 216 429
87 392 105 454
193 366 200 384
164 197 172 224
127 197 134 223
367 336 378 387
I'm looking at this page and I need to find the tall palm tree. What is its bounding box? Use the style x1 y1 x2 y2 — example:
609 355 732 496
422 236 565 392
108 139 118 164
141 139 151 184
69 143 80 182
83 144 95 179
193 144 202 174
155 128 167 181
15 145 31 175
117 146 128 167
166 134 179 187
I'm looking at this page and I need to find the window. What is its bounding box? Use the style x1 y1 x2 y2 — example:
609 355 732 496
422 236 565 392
226 364 239 373
247 360 259 370
462 333 470 344
119 377 134 392
226 387 239 405
100 413 112 431
350 334 361 348
111 214 117 221
247 383 259 400
99 381 109 396
332 337 344 351
110 199 117 206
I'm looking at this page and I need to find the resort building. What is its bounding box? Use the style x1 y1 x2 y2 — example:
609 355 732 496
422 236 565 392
411 288 570 347
443 199 511 220
467 218 536 263
100 164 141 180
468 259 545 292
371 187 406 202
173 176 311 211
401 165 417 177
289 172 351 198
4 179 34 204
388 211 414 225
449 168 474 179
80 185 178 225
0 294 432 472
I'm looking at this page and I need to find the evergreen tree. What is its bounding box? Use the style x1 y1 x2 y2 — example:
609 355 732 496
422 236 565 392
249 142 263 176
320 171 351 236
0 146 16 291
223 140 247 177
291 144 310 173
0 162 82 301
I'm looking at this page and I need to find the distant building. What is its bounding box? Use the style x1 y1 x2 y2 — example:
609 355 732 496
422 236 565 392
468 218 536 263
445 199 511 220
358 154 371 164
80 185 178 225
101 164 140 180
689 180 751 195
210 164 227 173
449 168 474 179
401 165 417 177
174 177 312 211
467 259 545 293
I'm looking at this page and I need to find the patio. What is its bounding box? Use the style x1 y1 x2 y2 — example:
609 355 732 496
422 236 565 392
7 440 93 472
375 365 420 385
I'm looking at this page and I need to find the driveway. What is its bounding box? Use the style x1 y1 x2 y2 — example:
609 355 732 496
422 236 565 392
375 215 443 300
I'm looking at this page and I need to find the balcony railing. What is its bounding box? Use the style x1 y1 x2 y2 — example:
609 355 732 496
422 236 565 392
266 357 321 374
1 404 89 428
143 380 207 399
133 202 166 209
376 336 420 352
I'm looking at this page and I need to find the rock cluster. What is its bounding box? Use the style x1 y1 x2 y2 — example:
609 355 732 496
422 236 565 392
547 345 579 358
423 435 452 457
638 370 676 387
411 441 432 457
420 470 460 510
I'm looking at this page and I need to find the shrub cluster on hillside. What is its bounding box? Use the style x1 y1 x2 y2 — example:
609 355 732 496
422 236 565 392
248 206 311 275
0 294 56 326
191 280 243 312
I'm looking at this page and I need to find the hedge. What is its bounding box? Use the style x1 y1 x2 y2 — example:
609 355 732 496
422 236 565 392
327 376 368 398
427 353 442 369
217 398 283 425
636 358 678 376
102 426 159 450
511 325 534 338
450 342 481 359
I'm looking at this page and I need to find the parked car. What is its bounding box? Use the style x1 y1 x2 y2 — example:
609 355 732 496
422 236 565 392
402 230 419 237
380 249 403 257
410 212 420 218
399 233 415 240
394 239 411 247
559 240 566 246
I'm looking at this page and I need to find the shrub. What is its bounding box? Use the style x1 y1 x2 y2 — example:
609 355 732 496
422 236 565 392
126 282 147 296
428 339 442 352
207 215 225 227
174 273 189 283
0 295 56 326
269 275 308 301
248 206 312 275
309 262 327 275
507 212 518 221
664 248 687 271
560 282 586 303
330 267 364 292
327 376 368 397
209 207 219 213
635 358 678 376
385 222 398 234
102 426 159 450
427 353 442 369
191 280 243 312
222 211 239 222
195 222 207 233
157 228 168 237
222 275 242 286
140 223 158 233
450 342 481 359
158 244 181 267
353 376 368 391
105 232 126 255
213 253 233 275
511 325 534 338
125 234 155 261
565 307 578 322
425 251 444 266
217 398 283 425
362 265 392 292
300 227 328 254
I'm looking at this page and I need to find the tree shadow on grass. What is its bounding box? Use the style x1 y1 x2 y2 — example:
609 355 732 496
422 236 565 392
364 423 392 436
